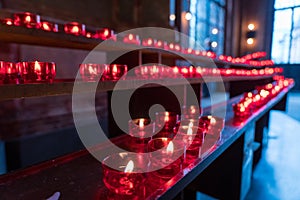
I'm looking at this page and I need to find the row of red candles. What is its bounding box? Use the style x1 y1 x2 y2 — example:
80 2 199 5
233 78 294 118
0 61 56 84
134 65 283 79
0 12 114 40
103 109 224 197
1 12 274 67
80 63 283 82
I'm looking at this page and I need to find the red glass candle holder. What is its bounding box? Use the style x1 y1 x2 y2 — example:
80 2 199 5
127 118 154 152
18 61 56 83
13 12 40 28
181 105 201 120
1 18 13 26
148 137 184 180
0 61 20 84
176 124 204 163
102 152 148 196
40 21 58 32
64 22 86 36
154 40 164 48
142 38 156 46
123 34 141 45
79 63 107 82
96 28 115 40
200 116 224 136
154 111 179 138
103 64 127 81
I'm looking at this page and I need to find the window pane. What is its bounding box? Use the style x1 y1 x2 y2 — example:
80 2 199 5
210 2 218 25
275 0 300 9
196 0 207 20
218 7 225 28
271 9 292 63
290 7 300 63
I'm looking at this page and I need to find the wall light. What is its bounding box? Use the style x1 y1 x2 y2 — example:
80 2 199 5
169 14 176 21
212 28 218 35
211 41 218 48
185 12 192 21
246 23 256 45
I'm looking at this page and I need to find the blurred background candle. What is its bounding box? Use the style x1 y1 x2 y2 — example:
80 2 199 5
18 61 56 83
96 28 114 40
13 12 40 28
1 18 13 26
0 61 19 84
64 22 86 36
79 63 107 82
103 64 127 81
40 21 58 32
123 34 140 45
142 38 155 46
102 152 148 196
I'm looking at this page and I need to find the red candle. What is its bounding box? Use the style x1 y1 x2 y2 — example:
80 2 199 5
176 123 204 163
148 138 184 180
96 28 115 40
123 34 141 45
1 18 13 26
154 40 163 48
18 61 56 83
14 12 40 28
103 64 127 81
40 21 58 32
154 111 179 138
64 22 86 36
0 61 20 84
102 152 148 196
79 63 107 82
142 38 156 46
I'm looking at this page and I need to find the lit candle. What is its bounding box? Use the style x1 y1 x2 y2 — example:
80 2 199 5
40 21 58 32
148 138 184 180
1 18 13 26
123 34 141 45
64 22 86 36
96 28 115 40
1 61 20 84
176 123 204 164
18 61 56 83
103 64 127 81
13 12 40 28
142 38 155 46
79 63 106 82
102 153 147 196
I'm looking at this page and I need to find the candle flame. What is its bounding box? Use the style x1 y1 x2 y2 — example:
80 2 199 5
124 160 134 173
210 117 216 125
187 126 193 135
129 34 133 40
166 141 174 154
42 23 50 31
190 106 196 114
71 26 79 33
25 15 31 22
34 61 41 73
104 29 109 37
139 119 144 128
112 65 118 73
164 112 169 122
88 65 97 75
188 121 193 128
